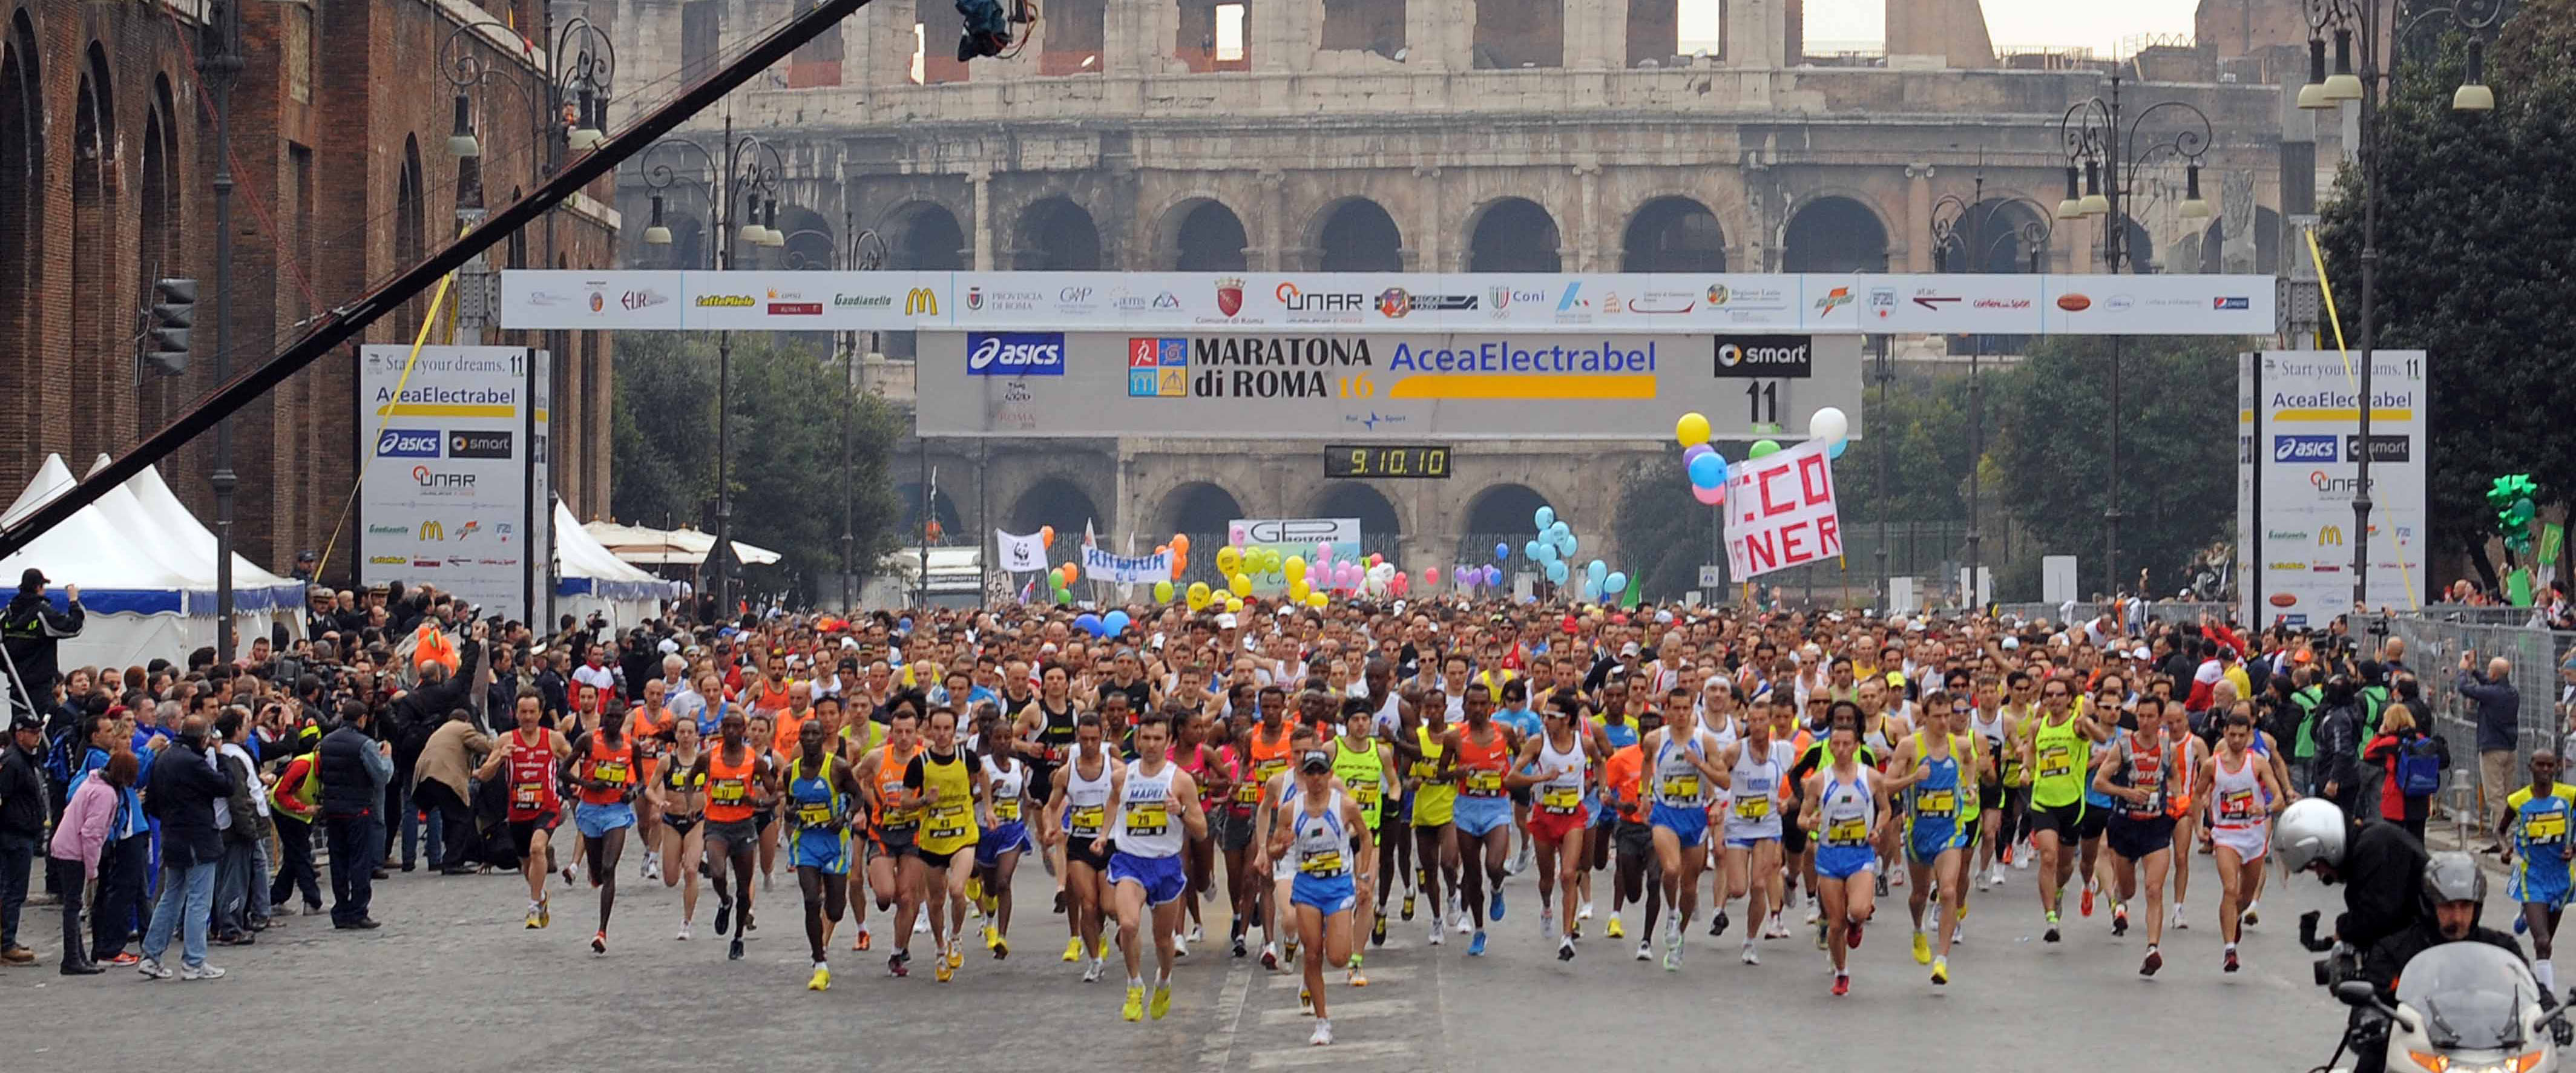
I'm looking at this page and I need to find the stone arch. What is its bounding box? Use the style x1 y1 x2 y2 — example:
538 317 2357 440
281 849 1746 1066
1464 196 1562 272
1309 195 1404 272
1781 192 1891 274
2111 214 2156 274
1007 474 1105 537
1155 480 1246 537
1461 482 1554 541
1010 195 1102 271
1471 0 1563 68
895 481 964 544
875 198 971 269
70 42 116 454
2198 205 2281 274
395 136 427 336
775 203 838 269
1310 482 1404 562
1619 195 1726 272
0 11 39 441
1152 195 1249 271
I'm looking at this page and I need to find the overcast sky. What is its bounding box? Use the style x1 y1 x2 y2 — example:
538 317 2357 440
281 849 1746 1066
1680 0 2202 57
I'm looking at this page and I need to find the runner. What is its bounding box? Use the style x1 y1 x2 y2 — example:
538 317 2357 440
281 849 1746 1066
1508 692 1599 960
562 707 645 954
2500 750 2576 993
690 710 775 962
1274 746 1372 1047
1604 705 1662 957
1585 680 1646 934
647 718 707 940
1968 672 2017 889
971 706 1031 959
1043 712 1116 980
473 691 571 932
856 706 925 971
628 678 679 882
1104 711 1209 1022
1329 698 1395 962
784 718 865 990
1175 707 1226 951
1716 695 1792 965
1882 690 1977 985
1800 709 1888 997
1243 687 1300 965
1640 687 1729 970
2189 711 2284 973
1444 688 1519 957
1397 686 1459 947
746 711 783 894
904 706 991 983
2092 695 2182 976
2017 675 2104 943
1493 680 1543 879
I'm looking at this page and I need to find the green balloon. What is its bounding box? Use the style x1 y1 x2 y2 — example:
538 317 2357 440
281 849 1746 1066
1749 439 1781 458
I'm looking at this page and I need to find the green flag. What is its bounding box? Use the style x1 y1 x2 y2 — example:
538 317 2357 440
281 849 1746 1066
2543 522 2565 563
2508 567 2535 607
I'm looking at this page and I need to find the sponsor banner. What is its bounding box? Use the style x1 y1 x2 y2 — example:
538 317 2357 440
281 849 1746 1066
1080 545 1174 585
919 332 1867 441
358 345 540 621
499 271 2278 336
1721 437 1843 580
1227 518 1362 594
2238 350 2427 624
994 528 1050 573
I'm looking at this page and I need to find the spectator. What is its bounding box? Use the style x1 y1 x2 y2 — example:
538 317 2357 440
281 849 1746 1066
1 570 80 717
209 707 271 944
2459 650 2521 853
0 710 47 965
76 710 152 965
46 747 133 974
139 714 232 980
2364 703 2447 842
388 621 484 871
264 725 324 916
317 699 392 929
413 707 493 874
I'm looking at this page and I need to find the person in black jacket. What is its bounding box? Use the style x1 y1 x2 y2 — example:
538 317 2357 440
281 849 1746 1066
2351 853 2528 1073
2314 675 2367 815
137 715 234 979
318 700 394 930
387 620 484 871
0 712 48 963
1 569 80 719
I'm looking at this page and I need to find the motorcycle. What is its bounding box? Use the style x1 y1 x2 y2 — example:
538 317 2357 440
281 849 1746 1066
2323 943 2574 1073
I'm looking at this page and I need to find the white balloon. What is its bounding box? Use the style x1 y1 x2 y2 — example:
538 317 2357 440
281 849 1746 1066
1810 406 1850 447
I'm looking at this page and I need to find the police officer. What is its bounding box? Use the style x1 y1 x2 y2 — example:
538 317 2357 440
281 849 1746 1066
2347 853 2528 1073
2276 798 2433 953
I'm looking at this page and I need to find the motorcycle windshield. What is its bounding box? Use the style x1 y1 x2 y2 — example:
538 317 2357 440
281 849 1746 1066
2394 943 2540 1051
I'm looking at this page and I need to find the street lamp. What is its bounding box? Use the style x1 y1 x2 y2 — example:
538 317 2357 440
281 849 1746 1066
440 16 617 168
1930 168 2052 611
2060 76 2212 603
635 120 784 623
781 218 889 612
2296 0 2514 612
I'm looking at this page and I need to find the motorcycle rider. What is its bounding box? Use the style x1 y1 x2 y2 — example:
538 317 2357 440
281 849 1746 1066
2345 853 2531 1073
2276 798 2432 953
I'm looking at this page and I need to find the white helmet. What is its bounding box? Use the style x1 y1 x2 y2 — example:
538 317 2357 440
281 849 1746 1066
2274 798 2348 873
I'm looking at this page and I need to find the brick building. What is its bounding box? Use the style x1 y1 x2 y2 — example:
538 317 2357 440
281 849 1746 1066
0 0 617 587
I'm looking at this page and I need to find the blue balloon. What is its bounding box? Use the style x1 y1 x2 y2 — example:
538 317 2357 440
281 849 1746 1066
1605 571 1629 594
1534 506 1556 531
1687 452 1726 488
1103 610 1131 636
1073 613 1105 637
1535 542 1560 563
1545 560 1570 584
1828 439 1848 459
1587 558 1608 583
1484 565 1503 586
1559 534 1579 557
1548 522 1570 542
1494 542 1510 562
1524 540 1544 560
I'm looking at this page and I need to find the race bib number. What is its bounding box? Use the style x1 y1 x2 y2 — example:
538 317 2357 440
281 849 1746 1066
513 784 544 808
994 797 1022 822
2037 744 2073 779
795 802 834 827
1070 804 1107 835
1353 782 1381 808
2218 787 2256 821
1732 795 1773 820
1464 769 1504 795
1825 816 1870 844
593 760 629 786
2526 810 2568 844
1540 787 1583 814
1300 849 1345 876
1660 775 1701 801
1916 789 1956 816
1233 781 1261 806
1126 802 1170 838
928 802 970 840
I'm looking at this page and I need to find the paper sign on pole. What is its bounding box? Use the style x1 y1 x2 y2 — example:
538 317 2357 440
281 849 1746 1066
1080 545 1174 585
994 529 1048 573
1722 438 1842 580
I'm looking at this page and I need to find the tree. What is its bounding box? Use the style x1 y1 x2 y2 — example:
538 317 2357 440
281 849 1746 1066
1988 335 2243 596
1612 450 1712 602
2316 0 2576 590
611 332 906 605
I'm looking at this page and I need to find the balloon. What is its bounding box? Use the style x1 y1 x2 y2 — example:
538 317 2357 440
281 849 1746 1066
1683 442 1714 465
1687 452 1727 488
1534 542 1559 564
1228 573 1252 597
1588 559 1608 584
1215 546 1241 575
1103 610 1131 636
1494 542 1510 562
1054 586 1073 606
1337 562 1361 588
1074 613 1105 637
1306 591 1328 609
1675 412 1710 447
1424 566 1440 585
1749 439 1781 458
1828 439 1848 460
1534 506 1556 531
1809 405 1850 447
1187 580 1211 603
1154 580 1175 603
1391 573 1409 596
1289 579 1312 603
1547 521 1569 542
1284 556 1307 584
1171 534 1191 554
1255 548 1280 574
1693 482 1725 505
1170 551 1187 578
1039 525 1056 547
1226 598 1245 614
1559 534 1579 557
1484 565 1502 586
1228 523 1248 547
1605 571 1629 594
1315 541 1334 563
1545 560 1570 584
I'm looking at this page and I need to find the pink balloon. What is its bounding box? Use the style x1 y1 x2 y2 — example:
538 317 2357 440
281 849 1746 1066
1392 573 1410 595
1424 566 1440 585
1315 541 1333 563
1692 483 1725 505
1228 523 1248 547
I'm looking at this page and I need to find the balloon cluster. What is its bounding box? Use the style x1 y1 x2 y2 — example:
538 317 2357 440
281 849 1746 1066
1519 505 1620 596
2489 474 2542 557
1072 609 1132 638
1672 406 1852 508
1046 561 1079 604
1151 534 1192 580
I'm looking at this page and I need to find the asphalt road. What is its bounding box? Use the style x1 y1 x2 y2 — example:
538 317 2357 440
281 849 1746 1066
5 843 2366 1072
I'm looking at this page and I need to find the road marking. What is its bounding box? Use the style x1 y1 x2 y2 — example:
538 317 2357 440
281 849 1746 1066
1246 1039 1420 1068
1258 997 1415 1025
1266 965 1414 988
1196 956 1255 1072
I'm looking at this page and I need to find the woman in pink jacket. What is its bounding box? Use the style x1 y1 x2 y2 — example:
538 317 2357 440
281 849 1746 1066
48 750 137 976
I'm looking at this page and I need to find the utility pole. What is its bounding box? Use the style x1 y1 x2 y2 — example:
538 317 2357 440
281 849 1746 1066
203 0 244 661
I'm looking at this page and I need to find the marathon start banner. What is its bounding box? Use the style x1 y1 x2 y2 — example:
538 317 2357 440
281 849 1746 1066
1723 438 1843 580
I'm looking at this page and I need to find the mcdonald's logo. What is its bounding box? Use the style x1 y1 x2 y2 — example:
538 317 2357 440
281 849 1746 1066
904 288 939 317
419 521 445 542
2317 525 2344 547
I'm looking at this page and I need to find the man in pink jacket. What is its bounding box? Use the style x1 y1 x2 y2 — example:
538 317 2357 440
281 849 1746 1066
47 749 135 975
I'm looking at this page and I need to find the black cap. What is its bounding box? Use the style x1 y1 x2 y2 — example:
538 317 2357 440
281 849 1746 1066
18 567 45 592
1298 749 1332 773
8 712 41 733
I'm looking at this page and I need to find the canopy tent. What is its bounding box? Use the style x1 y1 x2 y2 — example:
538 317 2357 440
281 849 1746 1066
583 519 781 567
89 454 306 612
556 500 679 629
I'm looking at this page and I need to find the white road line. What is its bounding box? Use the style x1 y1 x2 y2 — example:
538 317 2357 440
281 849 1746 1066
1246 1039 1420 1068
1257 997 1416 1025
1196 956 1256 1072
1265 965 1415 988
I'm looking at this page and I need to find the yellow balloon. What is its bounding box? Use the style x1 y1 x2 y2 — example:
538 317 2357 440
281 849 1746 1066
1186 580 1212 603
1216 546 1243 575
1226 598 1245 613
1306 591 1328 609
1289 579 1311 603
1284 555 1307 584
1676 412 1710 447
1228 572 1252 597
1154 580 1175 603
1186 591 1210 611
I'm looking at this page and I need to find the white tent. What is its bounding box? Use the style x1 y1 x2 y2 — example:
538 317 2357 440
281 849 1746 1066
582 519 781 567
92 454 306 614
0 455 214 669
556 500 677 629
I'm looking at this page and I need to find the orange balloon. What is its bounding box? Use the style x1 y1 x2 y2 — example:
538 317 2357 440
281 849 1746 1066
1040 525 1056 546
1062 562 1080 583
1171 551 1188 577
1171 534 1191 554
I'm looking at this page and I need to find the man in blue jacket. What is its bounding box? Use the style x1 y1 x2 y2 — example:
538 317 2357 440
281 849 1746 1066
2458 651 2521 853
137 715 231 980
318 700 394 930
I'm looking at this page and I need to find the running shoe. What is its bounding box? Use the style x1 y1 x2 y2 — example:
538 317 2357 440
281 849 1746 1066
1710 908 1729 937
1372 915 1386 947
2241 901 2261 927
714 899 732 936
2141 947 2163 976
1764 914 1791 940
2172 903 2190 931
889 953 910 978
1832 971 1850 997
914 915 932 936
1261 942 1279 970
108 953 140 966
537 899 551 929
1454 912 1473 936
1151 983 1172 1019
1468 930 1488 956
1846 920 1864 949
1188 924 1204 943
948 942 964 969
993 934 1011 960
2223 947 2239 973
1637 940 1653 962
1540 908 1556 941
1083 957 1106 983
1912 930 1931 964
984 924 999 951
1427 922 1444 947
1123 985 1145 1021
1804 902 1822 925
808 965 832 991
1930 956 1949 985
965 875 984 905
1300 985 1313 1009
1401 893 1416 921
1234 935 1249 957
1874 874 1889 898
179 963 227 981
2042 911 2062 944
1578 900 1594 921
1349 960 1368 986
1491 887 1506 921
935 960 954 983
1606 915 1625 939
1999 842 2013 866
591 931 607 955
855 926 872 951
1065 936 1086 962
1557 936 1576 961
1814 921 1830 950
2080 884 2095 917
729 937 745 961
1741 940 1760 965
1310 1020 1333 1046
136 959 172 980
524 904 543 930
2112 908 2129 937
678 921 694 942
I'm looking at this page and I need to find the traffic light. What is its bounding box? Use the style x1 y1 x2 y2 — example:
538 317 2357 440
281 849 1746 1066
956 0 1010 59
146 278 196 376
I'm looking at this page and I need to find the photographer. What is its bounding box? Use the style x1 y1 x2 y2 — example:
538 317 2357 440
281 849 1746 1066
2277 798 2431 954
2344 853 2526 1073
